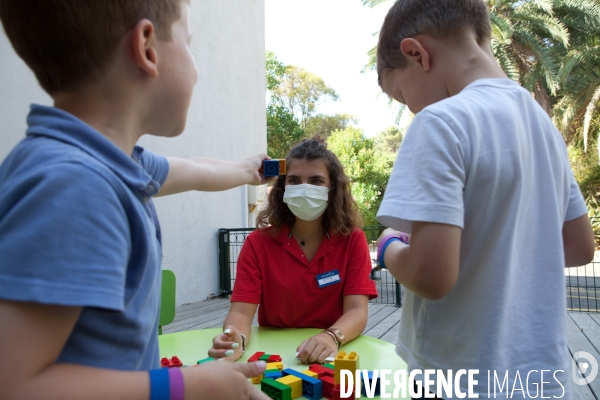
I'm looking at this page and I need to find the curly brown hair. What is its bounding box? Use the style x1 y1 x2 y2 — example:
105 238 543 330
257 136 362 236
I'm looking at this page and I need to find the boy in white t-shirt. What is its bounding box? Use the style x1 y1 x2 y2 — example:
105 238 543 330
375 0 595 398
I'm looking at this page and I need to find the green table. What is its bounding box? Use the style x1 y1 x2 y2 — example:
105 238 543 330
159 327 409 399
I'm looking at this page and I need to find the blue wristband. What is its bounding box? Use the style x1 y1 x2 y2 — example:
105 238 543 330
149 369 170 400
379 238 401 270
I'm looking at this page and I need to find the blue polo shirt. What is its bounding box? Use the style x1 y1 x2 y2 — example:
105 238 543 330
0 104 169 370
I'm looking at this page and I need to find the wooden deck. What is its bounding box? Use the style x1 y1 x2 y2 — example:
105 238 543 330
165 299 600 398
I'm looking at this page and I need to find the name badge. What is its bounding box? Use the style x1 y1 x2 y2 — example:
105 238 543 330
316 270 341 288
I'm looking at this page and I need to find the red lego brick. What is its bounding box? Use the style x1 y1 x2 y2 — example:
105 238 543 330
170 356 183 367
161 356 183 368
332 384 341 400
247 351 265 362
332 383 354 400
309 364 335 379
267 354 282 362
321 375 335 399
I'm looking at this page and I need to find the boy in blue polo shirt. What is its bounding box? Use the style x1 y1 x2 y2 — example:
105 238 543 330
0 1 268 399
375 0 595 398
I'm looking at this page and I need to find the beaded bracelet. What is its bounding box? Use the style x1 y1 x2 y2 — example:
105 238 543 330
377 233 410 270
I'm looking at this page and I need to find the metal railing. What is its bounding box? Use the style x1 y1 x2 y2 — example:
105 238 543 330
217 225 403 306
218 216 600 311
567 216 600 312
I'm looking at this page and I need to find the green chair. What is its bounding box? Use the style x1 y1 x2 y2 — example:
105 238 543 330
159 269 176 335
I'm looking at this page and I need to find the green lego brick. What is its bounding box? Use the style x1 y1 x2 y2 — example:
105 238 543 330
261 378 292 400
196 357 215 364
259 353 271 361
323 363 335 370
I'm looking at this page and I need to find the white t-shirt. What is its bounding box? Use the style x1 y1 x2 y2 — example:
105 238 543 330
377 78 587 399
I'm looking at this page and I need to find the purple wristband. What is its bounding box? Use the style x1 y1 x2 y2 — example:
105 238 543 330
377 233 409 262
168 368 184 400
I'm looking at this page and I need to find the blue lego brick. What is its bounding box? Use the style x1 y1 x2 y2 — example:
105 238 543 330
281 368 323 400
263 160 280 177
264 368 284 380
361 371 381 397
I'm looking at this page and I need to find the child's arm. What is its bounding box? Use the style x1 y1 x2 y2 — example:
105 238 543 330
379 222 462 300
563 214 595 267
157 153 272 196
0 300 268 400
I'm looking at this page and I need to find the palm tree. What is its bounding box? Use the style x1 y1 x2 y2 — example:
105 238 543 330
489 0 572 113
551 0 600 154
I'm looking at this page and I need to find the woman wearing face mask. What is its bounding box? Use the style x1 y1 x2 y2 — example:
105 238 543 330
208 137 378 364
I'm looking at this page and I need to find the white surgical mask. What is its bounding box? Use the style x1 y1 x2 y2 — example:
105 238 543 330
283 184 330 221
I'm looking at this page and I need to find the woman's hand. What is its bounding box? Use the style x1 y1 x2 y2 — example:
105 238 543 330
183 360 269 399
296 332 338 364
208 325 244 361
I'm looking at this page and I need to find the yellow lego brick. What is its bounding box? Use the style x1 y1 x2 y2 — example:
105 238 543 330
300 369 318 379
276 375 302 399
251 373 263 384
266 361 283 371
334 351 359 385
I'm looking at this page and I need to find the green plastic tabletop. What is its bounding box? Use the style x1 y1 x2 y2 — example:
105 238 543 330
159 327 410 399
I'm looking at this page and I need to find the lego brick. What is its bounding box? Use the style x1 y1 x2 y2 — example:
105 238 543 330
252 373 263 384
361 371 381 397
196 357 214 365
264 368 284 380
261 378 292 400
160 356 183 368
323 363 335 370
276 375 302 399
262 160 279 177
248 351 266 362
300 369 318 379
259 159 287 177
334 351 359 385
332 384 341 400
267 361 283 371
308 364 334 379
281 369 322 400
259 353 272 361
267 354 282 362
321 375 335 400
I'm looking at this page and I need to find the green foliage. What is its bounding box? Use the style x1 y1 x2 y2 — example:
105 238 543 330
271 66 339 128
266 52 305 158
304 113 357 139
327 127 393 225
374 126 403 154
266 51 286 92
266 51 354 158
267 104 305 159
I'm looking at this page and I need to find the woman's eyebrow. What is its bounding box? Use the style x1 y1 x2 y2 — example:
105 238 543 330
286 174 326 179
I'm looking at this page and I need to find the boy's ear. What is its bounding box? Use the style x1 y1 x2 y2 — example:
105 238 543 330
131 19 159 78
400 38 431 72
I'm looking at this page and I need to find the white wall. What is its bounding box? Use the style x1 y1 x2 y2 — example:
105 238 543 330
0 0 266 305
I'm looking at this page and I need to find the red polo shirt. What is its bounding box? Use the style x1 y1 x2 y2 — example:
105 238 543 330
230 224 378 328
